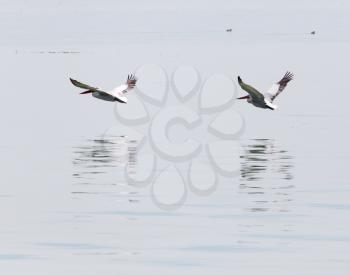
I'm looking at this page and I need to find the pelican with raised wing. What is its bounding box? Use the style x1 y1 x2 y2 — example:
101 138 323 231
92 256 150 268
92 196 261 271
70 74 137 103
237 72 293 110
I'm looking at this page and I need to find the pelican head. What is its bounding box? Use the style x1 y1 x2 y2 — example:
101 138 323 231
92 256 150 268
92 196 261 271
237 95 252 103
237 95 249 100
80 90 93 94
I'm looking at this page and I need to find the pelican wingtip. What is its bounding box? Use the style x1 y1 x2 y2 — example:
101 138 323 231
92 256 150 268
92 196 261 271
69 77 77 84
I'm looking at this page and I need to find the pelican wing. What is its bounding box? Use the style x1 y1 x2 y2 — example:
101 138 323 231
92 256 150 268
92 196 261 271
109 84 128 97
237 76 264 101
109 74 137 98
265 72 293 102
126 74 137 89
70 78 100 92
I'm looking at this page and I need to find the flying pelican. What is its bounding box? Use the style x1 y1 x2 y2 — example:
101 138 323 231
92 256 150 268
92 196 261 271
237 72 293 110
70 74 137 103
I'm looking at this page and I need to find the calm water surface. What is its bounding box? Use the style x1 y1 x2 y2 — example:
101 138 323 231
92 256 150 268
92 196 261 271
1 1 350 274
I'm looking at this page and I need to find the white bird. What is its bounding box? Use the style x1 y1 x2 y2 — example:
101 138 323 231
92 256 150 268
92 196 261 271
70 74 137 103
237 72 294 110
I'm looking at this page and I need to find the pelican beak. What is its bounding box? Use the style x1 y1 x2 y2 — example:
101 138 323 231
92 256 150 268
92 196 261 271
80 90 93 94
237 95 249 99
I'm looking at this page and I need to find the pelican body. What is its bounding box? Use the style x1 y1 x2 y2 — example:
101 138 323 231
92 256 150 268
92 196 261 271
237 72 293 110
70 74 137 103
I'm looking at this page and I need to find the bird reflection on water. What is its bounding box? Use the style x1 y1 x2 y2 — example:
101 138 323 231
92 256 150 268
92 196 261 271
71 137 295 214
239 139 295 213
72 136 138 195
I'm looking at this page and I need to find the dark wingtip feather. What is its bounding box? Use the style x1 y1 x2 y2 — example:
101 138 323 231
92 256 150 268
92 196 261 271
278 71 294 85
70 78 80 86
126 74 137 87
129 74 137 81
285 71 294 80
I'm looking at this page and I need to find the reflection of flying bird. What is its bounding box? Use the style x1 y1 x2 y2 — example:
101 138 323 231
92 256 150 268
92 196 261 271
237 72 293 110
70 74 137 103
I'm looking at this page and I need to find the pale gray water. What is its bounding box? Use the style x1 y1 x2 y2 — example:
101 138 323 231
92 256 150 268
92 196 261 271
1 1 350 274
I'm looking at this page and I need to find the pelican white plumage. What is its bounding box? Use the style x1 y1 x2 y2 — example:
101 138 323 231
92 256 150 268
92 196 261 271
70 74 137 103
237 72 294 110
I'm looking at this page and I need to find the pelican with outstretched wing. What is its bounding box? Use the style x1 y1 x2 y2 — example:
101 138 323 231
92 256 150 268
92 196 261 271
237 72 293 110
70 74 137 103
